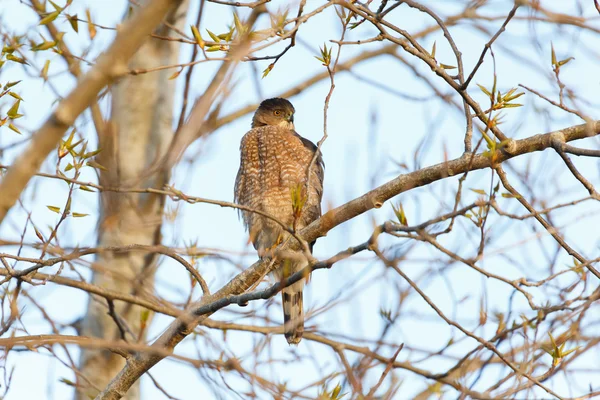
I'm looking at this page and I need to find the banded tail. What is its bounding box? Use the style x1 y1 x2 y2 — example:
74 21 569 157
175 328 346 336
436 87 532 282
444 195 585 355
282 280 304 345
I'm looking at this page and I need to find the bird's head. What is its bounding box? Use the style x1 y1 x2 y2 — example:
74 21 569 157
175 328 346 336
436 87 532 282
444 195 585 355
251 98 295 130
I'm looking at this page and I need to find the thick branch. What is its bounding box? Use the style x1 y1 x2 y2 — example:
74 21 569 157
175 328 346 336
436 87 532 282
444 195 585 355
301 121 600 243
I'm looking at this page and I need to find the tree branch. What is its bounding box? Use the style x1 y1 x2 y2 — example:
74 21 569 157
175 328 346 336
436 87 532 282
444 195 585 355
0 0 183 224
95 120 600 399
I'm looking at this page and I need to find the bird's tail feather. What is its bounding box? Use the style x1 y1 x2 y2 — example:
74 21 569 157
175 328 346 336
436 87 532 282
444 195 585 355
282 280 304 345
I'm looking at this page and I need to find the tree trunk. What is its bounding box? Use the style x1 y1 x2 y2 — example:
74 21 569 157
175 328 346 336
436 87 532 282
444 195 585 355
77 2 189 398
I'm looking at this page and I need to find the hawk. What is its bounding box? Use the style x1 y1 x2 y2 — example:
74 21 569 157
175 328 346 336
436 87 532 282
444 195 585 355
234 98 324 344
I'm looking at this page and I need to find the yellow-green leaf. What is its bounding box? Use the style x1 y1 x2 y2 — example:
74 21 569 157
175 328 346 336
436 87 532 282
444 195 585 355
6 54 28 65
206 29 220 42
82 148 102 159
86 9 96 39
470 188 487 195
219 27 234 42
32 40 57 51
140 309 150 323
48 0 63 11
79 185 95 192
233 12 244 34
190 25 204 48
7 100 21 119
9 92 23 101
477 83 492 99
86 160 107 171
168 68 183 80
8 123 21 134
59 378 75 386
440 63 456 70
67 14 78 32
47 205 61 213
41 59 51 81
3 80 21 90
262 63 274 79
504 91 525 102
39 11 60 26
558 57 574 67
391 202 408 225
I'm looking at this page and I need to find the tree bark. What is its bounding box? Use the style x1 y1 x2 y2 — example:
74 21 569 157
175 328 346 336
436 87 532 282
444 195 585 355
77 2 189 398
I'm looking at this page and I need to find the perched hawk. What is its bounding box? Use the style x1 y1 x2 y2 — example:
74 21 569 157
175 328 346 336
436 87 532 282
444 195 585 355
234 98 324 344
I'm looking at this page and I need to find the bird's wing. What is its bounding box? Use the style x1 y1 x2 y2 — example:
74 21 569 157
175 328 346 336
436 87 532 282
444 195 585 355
294 132 324 218
234 130 254 229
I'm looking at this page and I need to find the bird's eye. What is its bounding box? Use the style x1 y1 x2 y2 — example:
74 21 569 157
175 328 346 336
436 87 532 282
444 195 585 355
274 110 281 116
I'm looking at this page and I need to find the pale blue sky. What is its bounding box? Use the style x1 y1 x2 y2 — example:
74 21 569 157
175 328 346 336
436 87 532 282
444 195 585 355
1 0 599 399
